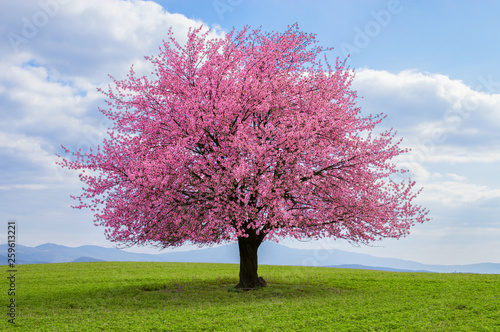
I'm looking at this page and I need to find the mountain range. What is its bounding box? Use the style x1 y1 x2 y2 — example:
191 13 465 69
1 242 499 274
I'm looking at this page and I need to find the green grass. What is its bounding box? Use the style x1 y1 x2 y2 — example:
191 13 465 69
2 262 499 331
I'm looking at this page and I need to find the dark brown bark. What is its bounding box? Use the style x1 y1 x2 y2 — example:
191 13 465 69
235 232 267 290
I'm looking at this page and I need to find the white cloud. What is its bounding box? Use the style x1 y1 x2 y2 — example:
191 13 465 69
421 147 500 164
0 184 49 190
394 145 500 167
353 69 500 210
0 61 98 134
0 131 78 188
420 181 500 205
431 173 467 182
394 158 500 206
1 0 223 83
0 0 220 190
0 131 54 164
354 69 500 139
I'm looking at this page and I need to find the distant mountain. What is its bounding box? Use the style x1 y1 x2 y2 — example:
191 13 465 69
327 264 433 273
1 242 499 274
258 243 500 274
0 243 154 265
72 256 106 263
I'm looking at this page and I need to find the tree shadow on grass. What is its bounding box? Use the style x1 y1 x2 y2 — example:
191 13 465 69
29 276 353 313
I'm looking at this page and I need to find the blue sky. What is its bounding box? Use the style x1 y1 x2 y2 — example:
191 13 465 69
1 0 499 265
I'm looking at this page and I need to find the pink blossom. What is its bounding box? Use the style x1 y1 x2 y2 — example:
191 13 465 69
58 24 428 288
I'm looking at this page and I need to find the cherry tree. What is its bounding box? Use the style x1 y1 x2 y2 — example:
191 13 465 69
59 25 428 289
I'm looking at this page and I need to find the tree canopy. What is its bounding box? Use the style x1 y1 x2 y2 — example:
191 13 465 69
59 24 428 288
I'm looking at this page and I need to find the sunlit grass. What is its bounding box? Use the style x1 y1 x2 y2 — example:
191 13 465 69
2 262 499 331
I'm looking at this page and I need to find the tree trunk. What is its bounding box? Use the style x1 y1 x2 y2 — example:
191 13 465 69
235 233 267 290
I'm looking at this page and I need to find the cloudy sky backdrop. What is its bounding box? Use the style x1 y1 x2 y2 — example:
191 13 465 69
1 0 499 265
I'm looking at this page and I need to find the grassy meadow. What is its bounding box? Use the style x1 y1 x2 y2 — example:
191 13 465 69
2 261 499 331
